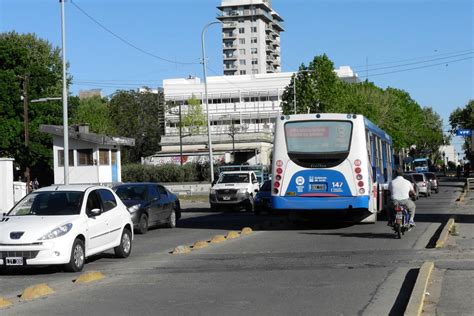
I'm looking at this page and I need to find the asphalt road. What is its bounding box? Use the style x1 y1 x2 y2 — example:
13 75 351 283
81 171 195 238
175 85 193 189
0 178 465 315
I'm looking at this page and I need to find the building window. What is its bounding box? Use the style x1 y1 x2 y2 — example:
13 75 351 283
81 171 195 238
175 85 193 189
239 59 246 65
239 38 245 44
99 149 109 165
252 58 258 65
240 70 247 75
239 49 246 55
251 37 257 44
252 69 259 74
239 27 245 34
58 150 74 167
225 41 234 47
251 26 257 33
251 48 258 54
77 149 93 166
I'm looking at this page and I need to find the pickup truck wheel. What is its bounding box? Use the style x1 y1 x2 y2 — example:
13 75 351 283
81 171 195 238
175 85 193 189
246 196 255 212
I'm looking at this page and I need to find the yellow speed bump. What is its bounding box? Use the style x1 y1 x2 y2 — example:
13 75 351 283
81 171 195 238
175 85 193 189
436 218 455 248
226 231 240 240
21 283 55 301
241 227 253 235
0 297 12 309
172 245 192 254
210 235 226 244
192 240 209 250
74 271 105 284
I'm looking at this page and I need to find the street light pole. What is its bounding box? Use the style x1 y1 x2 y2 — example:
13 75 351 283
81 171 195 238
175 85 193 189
201 21 220 183
60 0 69 185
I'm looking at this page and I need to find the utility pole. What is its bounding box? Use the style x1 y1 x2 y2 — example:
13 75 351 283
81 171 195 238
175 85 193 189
21 75 31 189
60 0 69 184
179 102 183 166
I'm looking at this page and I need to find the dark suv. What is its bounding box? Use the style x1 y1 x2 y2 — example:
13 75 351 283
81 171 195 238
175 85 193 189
423 172 439 194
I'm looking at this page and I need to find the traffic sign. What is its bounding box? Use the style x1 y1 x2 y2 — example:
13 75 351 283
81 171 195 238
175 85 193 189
456 129 472 136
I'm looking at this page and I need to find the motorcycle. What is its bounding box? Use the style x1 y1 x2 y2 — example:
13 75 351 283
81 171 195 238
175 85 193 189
391 202 411 239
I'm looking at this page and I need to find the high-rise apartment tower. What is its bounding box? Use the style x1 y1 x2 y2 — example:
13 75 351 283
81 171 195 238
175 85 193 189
217 0 284 76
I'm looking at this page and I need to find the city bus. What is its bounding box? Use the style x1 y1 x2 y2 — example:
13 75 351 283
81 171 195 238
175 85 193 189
271 113 394 223
413 158 430 173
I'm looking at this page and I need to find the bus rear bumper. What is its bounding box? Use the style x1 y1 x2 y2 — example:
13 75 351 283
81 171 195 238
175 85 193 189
272 195 369 211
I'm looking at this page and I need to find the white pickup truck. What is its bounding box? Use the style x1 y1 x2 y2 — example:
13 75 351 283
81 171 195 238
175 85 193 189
209 171 260 211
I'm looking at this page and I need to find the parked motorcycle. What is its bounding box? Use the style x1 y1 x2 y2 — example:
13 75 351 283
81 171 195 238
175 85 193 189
391 203 411 239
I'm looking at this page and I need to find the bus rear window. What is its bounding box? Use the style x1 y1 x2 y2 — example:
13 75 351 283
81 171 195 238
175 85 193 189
284 121 352 153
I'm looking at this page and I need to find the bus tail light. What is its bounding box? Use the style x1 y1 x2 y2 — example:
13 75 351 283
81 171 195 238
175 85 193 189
358 181 364 187
354 159 362 166
275 175 282 181
356 174 363 180
359 188 365 194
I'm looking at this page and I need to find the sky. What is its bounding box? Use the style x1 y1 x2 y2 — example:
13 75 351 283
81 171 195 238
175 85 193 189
1 0 473 154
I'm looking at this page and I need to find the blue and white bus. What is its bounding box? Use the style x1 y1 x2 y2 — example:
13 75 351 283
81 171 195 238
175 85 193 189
413 158 430 173
271 113 394 222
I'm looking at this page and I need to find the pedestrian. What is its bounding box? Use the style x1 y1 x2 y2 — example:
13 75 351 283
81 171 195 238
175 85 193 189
33 178 39 190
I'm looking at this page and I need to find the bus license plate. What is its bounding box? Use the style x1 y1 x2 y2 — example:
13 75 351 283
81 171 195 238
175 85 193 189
311 184 326 191
5 257 24 266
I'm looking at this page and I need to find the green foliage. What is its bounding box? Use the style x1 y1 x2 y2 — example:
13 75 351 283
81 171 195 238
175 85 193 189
450 100 474 162
280 54 445 156
182 95 206 135
70 95 113 134
0 31 68 184
122 162 211 183
109 89 165 163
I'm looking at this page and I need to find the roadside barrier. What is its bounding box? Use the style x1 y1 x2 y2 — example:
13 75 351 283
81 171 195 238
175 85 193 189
0 297 12 309
435 218 455 248
20 283 54 301
74 271 105 284
467 178 474 191
405 262 434 316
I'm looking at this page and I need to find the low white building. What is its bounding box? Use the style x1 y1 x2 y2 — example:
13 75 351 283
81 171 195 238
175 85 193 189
40 124 135 185
147 68 358 165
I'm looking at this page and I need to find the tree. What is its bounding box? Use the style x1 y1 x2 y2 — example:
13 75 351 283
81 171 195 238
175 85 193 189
109 89 165 163
182 95 206 135
450 100 474 162
0 31 68 185
70 95 113 134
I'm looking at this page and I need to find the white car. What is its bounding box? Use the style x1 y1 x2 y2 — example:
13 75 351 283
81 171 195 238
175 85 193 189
0 185 133 272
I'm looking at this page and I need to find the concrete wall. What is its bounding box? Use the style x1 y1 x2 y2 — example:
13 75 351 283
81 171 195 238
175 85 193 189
161 182 211 196
0 158 15 213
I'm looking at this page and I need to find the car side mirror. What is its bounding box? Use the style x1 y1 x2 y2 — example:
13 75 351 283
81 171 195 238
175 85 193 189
89 208 101 217
252 180 258 184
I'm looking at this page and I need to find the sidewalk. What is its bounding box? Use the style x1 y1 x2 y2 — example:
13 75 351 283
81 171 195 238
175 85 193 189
423 180 474 315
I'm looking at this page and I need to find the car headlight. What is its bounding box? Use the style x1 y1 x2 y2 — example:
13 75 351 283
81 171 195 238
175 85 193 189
38 223 73 240
238 189 248 194
210 189 216 195
128 204 141 214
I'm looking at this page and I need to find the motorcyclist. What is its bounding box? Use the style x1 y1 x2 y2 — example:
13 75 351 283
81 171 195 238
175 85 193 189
388 170 416 227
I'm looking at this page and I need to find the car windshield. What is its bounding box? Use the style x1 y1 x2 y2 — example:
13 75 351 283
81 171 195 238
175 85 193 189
412 174 424 182
424 173 435 180
7 191 84 216
115 185 147 200
219 173 250 184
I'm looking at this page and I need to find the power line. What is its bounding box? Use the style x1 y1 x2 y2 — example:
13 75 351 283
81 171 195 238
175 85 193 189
352 49 474 70
70 0 199 66
359 56 473 78
355 51 473 73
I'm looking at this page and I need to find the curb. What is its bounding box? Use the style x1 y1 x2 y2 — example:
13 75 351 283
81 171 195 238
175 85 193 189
435 218 455 248
405 261 434 316
74 271 105 284
192 240 209 250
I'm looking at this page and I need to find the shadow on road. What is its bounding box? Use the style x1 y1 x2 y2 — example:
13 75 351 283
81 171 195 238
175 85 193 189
299 232 396 239
389 268 419 316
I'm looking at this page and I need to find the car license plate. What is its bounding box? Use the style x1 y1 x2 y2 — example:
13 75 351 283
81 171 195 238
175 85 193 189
311 184 326 191
5 257 24 266
223 196 231 201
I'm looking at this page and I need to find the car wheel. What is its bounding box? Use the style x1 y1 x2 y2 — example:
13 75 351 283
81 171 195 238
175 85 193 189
246 196 255 212
137 213 148 234
166 209 176 228
114 228 132 258
64 238 85 272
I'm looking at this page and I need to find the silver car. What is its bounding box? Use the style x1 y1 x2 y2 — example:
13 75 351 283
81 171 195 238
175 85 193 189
411 173 432 197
